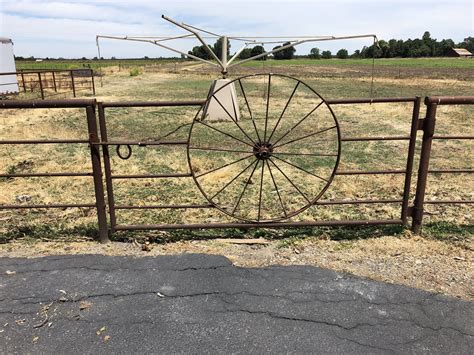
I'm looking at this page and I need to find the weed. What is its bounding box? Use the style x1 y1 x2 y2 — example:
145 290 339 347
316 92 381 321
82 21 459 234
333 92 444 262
129 67 142 77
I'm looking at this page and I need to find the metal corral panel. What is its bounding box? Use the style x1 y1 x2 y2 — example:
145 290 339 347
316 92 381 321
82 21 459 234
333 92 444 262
0 38 19 94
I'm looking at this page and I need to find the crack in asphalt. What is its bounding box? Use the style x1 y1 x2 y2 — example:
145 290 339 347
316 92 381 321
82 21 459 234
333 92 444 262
2 289 472 339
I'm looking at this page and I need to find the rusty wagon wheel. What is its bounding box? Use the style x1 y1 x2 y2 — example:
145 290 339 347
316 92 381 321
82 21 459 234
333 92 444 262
187 73 341 222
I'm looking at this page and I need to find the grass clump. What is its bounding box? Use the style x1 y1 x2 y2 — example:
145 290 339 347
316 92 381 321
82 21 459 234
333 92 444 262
129 67 142 76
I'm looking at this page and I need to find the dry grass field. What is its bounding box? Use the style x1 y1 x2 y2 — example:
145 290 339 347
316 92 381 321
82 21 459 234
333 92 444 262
0 62 472 299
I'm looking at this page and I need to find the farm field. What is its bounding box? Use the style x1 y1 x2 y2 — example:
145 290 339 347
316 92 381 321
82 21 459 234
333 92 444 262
1 63 472 300
15 57 474 81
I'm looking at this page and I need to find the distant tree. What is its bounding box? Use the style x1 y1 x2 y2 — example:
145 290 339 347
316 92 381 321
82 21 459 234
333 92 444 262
213 37 230 60
238 48 253 59
458 36 474 52
321 50 332 59
351 49 361 58
309 47 321 59
92 56 98 60
272 42 296 60
336 49 348 59
143 56 149 59
250 45 267 60
81 56 87 60
188 45 213 60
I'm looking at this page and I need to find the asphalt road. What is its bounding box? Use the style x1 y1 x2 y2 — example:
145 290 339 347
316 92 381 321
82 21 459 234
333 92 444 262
0 254 472 354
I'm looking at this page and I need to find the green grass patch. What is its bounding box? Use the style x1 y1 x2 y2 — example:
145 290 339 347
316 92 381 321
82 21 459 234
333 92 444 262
241 57 474 69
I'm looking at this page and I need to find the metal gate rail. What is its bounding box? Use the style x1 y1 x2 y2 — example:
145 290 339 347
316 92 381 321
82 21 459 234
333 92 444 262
1 96 472 242
411 96 474 232
97 97 421 232
0 99 108 242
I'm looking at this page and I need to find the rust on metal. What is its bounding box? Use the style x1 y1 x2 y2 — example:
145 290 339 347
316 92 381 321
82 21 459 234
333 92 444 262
1 92 472 241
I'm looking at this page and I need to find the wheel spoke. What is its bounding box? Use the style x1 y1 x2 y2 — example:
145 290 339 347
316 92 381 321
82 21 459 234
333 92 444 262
265 160 287 218
273 125 337 149
267 81 300 143
268 158 311 204
196 120 254 148
263 74 271 142
212 94 257 146
232 160 260 214
273 151 338 157
272 101 324 146
189 146 251 154
271 155 330 183
211 158 258 200
196 154 255 178
238 79 261 143
257 159 265 221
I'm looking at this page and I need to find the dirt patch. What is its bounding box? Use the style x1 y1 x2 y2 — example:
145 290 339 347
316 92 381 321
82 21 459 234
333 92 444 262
1 234 472 301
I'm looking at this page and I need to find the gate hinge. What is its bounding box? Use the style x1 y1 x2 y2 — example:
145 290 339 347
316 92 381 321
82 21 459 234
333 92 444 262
417 119 425 130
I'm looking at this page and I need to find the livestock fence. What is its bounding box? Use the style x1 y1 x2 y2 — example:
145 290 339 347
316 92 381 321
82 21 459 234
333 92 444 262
0 94 472 243
0 69 95 99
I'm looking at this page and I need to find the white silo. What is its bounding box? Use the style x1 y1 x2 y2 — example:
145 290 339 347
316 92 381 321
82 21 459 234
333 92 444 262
0 38 19 95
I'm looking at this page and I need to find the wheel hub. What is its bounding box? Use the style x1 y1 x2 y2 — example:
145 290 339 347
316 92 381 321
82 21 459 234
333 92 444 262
253 142 273 160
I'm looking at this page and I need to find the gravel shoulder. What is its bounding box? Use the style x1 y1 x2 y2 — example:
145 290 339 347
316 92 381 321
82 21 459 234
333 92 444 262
1 234 472 301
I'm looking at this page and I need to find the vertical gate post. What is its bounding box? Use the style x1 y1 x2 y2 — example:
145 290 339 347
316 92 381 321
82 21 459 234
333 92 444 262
86 105 109 243
70 70 76 97
52 71 57 92
20 72 26 93
90 69 96 95
401 97 421 224
97 103 117 233
412 99 437 233
37 72 45 100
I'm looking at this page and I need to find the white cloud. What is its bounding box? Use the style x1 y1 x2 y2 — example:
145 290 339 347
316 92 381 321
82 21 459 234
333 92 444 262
1 0 472 58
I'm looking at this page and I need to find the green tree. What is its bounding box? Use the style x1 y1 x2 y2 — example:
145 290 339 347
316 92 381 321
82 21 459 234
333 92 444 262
309 47 321 59
213 37 231 60
250 45 267 60
321 50 332 59
272 42 296 60
188 45 214 60
238 48 253 59
458 37 474 52
336 49 348 59
351 49 361 58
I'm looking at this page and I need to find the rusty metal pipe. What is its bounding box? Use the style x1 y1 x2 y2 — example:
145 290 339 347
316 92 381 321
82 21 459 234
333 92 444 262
401 97 421 224
425 96 474 105
412 102 437 233
114 219 404 231
0 99 96 108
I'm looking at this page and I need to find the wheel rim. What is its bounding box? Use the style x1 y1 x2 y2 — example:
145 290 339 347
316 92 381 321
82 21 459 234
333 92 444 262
188 73 341 222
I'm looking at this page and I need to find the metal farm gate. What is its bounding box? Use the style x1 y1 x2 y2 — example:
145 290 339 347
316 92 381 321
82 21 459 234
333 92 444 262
0 74 472 242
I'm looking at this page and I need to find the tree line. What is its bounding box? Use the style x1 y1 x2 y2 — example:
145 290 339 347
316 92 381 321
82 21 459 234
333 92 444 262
188 32 473 61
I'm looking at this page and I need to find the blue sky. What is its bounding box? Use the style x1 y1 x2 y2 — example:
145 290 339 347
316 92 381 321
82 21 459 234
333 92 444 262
1 0 473 58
